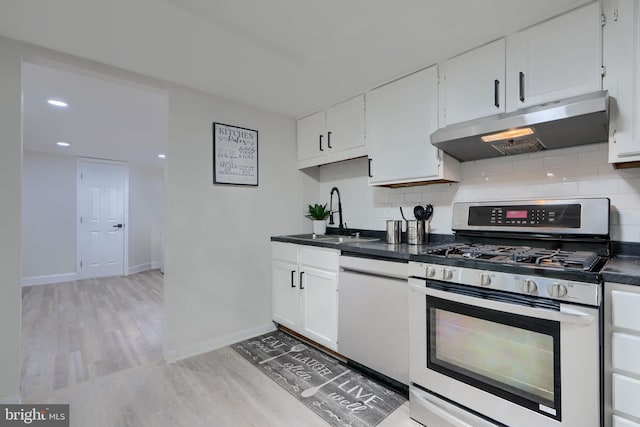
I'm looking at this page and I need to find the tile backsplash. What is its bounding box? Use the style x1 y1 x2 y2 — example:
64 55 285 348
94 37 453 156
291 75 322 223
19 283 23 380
316 143 640 242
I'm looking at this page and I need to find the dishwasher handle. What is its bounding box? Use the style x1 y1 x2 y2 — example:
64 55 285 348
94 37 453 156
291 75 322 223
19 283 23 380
340 267 407 282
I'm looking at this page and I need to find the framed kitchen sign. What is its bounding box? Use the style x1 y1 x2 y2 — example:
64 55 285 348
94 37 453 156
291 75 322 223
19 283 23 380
213 122 258 186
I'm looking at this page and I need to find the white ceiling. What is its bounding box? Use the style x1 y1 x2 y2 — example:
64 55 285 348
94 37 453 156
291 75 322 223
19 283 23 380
1 0 592 118
22 61 168 166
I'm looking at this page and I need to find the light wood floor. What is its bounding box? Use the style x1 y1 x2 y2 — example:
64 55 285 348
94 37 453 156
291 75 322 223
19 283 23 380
21 270 419 427
21 270 164 400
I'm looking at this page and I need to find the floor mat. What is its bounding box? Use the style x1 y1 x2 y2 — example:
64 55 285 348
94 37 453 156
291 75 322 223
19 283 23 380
232 330 406 427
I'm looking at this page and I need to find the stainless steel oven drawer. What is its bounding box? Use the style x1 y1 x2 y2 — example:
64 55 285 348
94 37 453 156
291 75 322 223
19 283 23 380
410 386 500 427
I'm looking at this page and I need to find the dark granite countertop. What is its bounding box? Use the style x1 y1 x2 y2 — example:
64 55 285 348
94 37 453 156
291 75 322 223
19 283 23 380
271 235 427 261
602 256 640 286
272 232 640 286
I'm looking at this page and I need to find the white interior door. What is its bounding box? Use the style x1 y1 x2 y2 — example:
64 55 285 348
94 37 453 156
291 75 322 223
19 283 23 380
77 159 128 278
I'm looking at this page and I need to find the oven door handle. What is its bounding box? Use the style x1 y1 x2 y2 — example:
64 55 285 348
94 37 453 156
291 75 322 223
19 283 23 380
410 281 595 326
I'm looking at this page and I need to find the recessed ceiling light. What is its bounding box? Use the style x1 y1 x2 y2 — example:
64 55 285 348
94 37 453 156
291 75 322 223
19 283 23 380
56 142 70 147
47 99 68 107
157 153 166 159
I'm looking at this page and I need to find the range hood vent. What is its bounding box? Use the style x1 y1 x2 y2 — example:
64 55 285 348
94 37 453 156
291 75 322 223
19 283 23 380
431 91 609 162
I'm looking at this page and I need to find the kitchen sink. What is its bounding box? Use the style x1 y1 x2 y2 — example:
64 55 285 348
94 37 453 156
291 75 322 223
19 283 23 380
285 233 379 245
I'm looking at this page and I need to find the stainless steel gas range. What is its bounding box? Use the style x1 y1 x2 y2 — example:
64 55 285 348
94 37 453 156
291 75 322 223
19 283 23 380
408 198 609 427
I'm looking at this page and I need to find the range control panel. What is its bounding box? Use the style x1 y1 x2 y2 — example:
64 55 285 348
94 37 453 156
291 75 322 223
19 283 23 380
452 198 610 235
468 204 581 228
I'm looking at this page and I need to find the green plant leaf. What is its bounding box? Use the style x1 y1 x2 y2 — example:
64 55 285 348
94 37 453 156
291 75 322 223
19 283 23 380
305 202 330 220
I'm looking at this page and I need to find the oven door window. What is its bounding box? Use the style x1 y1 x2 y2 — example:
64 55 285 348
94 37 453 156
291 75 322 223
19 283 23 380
427 293 561 420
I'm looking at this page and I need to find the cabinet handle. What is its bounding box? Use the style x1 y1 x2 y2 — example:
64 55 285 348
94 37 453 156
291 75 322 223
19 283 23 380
290 270 296 288
319 134 324 151
494 79 500 108
299 271 305 290
519 72 525 103
327 131 332 149
368 158 373 178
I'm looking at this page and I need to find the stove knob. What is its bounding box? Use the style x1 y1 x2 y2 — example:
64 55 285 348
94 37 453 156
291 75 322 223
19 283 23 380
548 282 568 298
522 279 538 294
478 273 491 287
425 266 436 278
443 268 454 281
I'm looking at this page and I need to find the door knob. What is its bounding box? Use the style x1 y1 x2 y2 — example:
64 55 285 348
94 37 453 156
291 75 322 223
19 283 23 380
113 224 123 228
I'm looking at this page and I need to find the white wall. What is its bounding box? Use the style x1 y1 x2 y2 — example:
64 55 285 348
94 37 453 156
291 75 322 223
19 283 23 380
1 37 305 393
128 161 165 272
318 143 640 242
21 151 76 279
0 36 23 402
164 84 301 360
21 151 166 283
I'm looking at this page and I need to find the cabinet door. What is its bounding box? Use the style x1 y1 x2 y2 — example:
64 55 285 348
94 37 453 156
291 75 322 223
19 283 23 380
613 374 640 419
605 0 640 164
614 415 640 427
326 95 365 153
612 289 640 332
272 260 299 331
367 66 441 185
440 38 506 126
299 266 338 350
506 2 602 112
297 110 326 162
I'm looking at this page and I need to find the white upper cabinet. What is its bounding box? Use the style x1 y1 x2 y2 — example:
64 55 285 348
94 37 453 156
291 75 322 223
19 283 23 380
296 95 366 169
438 3 602 127
439 38 506 126
325 96 366 154
506 2 603 112
297 110 326 163
604 0 640 167
367 66 460 186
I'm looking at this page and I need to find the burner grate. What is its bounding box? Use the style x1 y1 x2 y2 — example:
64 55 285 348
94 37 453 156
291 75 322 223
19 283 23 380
424 243 601 271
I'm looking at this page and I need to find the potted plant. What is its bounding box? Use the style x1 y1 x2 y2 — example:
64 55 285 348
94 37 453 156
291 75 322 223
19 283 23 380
305 203 330 235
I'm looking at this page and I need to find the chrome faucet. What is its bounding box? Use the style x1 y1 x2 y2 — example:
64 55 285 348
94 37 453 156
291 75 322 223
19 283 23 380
329 186 346 234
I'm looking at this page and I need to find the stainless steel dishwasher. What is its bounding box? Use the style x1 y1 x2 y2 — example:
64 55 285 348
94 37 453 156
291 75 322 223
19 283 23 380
338 255 409 385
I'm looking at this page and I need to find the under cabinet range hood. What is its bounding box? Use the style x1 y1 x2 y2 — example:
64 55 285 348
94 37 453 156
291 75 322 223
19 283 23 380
431 90 609 162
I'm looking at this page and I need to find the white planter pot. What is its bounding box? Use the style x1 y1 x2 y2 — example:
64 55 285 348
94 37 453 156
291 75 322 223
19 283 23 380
312 220 327 235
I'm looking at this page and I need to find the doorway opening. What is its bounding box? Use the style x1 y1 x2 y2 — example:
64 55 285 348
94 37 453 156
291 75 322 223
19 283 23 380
20 57 168 400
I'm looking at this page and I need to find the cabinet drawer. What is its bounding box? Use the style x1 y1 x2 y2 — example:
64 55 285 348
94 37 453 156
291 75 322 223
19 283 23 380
299 246 339 271
612 290 640 332
271 242 298 263
613 333 640 376
614 415 640 427
613 374 640 419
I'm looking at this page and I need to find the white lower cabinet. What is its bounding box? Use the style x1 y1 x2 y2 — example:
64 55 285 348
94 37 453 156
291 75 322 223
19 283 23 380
271 242 339 351
606 282 640 427
615 415 640 427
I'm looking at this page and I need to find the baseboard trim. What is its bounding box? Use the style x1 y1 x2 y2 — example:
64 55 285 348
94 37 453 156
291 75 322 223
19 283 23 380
128 262 161 275
0 394 22 404
21 272 77 287
128 263 152 275
167 322 276 363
